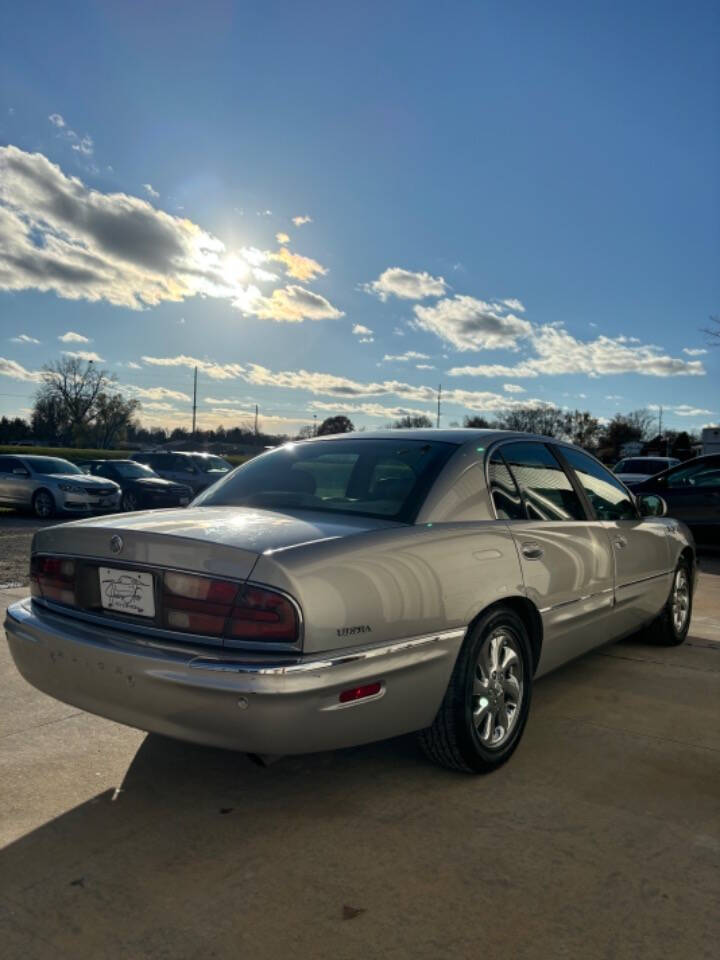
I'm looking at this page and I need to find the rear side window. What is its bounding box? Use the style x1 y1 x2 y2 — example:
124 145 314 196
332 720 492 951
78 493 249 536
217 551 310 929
487 450 524 520
500 442 586 521
560 447 637 521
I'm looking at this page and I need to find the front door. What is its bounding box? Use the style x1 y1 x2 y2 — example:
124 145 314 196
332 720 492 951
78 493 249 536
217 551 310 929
653 456 720 545
491 442 616 675
558 446 672 636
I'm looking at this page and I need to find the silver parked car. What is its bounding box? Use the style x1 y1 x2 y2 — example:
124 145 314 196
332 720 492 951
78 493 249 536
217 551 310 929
0 454 121 518
5 431 695 773
613 456 680 487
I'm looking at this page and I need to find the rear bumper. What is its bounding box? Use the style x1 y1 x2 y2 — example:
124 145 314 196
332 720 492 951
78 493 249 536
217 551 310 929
4 599 463 754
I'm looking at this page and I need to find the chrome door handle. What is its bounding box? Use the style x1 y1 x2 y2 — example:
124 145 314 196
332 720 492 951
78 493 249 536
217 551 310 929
521 542 544 560
613 536 627 550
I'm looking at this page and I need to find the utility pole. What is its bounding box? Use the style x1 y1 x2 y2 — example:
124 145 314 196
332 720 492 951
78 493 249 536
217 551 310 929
658 405 662 440
191 366 197 436
254 404 258 437
437 384 442 429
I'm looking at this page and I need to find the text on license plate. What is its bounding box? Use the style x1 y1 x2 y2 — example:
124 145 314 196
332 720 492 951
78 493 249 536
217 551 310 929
99 567 155 617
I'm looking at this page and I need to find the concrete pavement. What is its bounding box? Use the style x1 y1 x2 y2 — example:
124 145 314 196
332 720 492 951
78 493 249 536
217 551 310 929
1 561 719 960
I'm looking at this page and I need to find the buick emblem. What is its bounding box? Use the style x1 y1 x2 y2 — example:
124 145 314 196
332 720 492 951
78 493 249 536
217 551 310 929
110 535 124 555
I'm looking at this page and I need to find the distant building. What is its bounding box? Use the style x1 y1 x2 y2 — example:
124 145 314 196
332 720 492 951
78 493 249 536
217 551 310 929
701 426 720 455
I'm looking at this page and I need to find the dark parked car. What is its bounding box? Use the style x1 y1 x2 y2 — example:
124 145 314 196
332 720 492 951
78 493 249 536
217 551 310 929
130 451 232 495
633 454 720 547
82 460 193 512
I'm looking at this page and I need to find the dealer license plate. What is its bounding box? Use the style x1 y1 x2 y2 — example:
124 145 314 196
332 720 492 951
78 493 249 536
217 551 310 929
99 567 155 617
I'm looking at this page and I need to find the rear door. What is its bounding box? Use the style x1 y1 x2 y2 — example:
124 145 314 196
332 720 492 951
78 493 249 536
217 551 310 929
558 446 672 635
490 442 616 674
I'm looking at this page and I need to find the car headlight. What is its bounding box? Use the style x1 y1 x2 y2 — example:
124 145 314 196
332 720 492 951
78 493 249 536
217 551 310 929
58 483 83 493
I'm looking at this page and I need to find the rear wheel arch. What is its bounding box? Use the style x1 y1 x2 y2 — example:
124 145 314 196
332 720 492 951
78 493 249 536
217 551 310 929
467 596 543 675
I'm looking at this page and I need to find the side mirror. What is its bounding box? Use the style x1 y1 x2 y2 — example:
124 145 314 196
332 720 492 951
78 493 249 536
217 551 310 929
637 493 667 518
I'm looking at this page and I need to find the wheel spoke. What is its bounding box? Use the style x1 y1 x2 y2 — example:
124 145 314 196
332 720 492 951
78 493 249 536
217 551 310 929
481 711 494 743
473 676 490 697
502 674 521 703
500 646 518 671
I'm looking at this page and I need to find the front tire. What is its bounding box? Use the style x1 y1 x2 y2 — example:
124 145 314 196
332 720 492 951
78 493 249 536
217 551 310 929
32 489 55 519
419 606 533 773
650 559 692 646
121 490 139 512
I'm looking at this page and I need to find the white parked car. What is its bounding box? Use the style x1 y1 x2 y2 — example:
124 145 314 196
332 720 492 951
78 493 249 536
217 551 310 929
613 456 680 487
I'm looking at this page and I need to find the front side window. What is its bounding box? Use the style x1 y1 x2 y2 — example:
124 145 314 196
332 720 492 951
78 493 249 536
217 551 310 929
666 458 720 489
196 438 456 522
499 442 586 521
487 450 524 519
560 447 637 521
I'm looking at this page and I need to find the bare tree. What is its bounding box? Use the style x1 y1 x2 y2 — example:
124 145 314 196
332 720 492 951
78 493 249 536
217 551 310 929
702 314 720 344
393 414 433 429
34 356 139 447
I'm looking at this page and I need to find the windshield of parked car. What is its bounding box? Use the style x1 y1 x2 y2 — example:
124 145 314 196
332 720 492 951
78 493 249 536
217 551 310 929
111 462 157 479
27 457 82 475
195 438 456 522
191 455 231 473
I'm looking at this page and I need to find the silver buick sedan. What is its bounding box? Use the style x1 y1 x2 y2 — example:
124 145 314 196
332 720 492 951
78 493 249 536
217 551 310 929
5 430 695 773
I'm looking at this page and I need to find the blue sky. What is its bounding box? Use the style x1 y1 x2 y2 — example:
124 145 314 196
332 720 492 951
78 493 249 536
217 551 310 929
1 0 718 435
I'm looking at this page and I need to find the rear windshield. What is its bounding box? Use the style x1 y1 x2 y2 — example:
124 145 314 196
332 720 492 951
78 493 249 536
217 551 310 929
27 457 82 475
191 454 231 473
616 459 673 474
195 438 456 522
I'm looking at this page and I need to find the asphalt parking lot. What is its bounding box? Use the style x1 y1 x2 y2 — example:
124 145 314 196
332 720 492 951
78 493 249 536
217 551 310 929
1 515 718 960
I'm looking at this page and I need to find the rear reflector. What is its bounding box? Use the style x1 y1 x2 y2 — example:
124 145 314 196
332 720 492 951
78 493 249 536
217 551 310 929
30 555 76 606
338 682 382 704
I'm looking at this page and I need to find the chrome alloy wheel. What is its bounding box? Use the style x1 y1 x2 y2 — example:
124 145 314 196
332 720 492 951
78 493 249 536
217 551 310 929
472 627 524 749
671 567 690 634
33 490 53 518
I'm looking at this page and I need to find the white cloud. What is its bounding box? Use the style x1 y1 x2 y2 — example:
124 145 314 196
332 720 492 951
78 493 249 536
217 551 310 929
310 401 434 420
71 135 94 156
383 351 431 362
449 326 705 378
0 147 341 322
251 285 343 323
503 383 526 393
392 326 405 337
127 385 191 403
48 113 65 128
352 323 373 336
358 337 374 343
62 350 104 362
10 333 41 344
414 296 532 351
127 361 141 369
416 364 435 370
365 267 447 302
0 357 44 382
683 347 708 356
500 298 526 313
292 215 312 227
275 232 290 245
141 354 246 380
58 331 90 343
269 246 327 282
143 183 159 199
672 405 715 417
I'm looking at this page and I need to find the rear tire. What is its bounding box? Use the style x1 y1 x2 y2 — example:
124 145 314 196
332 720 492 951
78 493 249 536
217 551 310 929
650 559 692 646
419 606 533 773
32 489 55 519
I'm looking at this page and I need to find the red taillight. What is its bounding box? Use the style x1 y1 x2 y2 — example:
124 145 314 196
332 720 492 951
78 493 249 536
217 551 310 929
338 682 382 704
162 572 298 644
31 555 76 606
228 586 298 643
163 571 239 636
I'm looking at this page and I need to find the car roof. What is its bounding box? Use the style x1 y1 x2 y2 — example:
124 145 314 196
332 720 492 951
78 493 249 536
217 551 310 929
297 428 556 446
